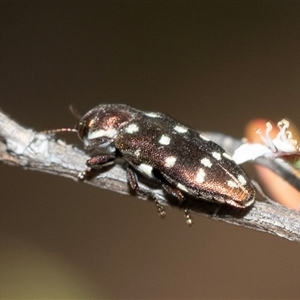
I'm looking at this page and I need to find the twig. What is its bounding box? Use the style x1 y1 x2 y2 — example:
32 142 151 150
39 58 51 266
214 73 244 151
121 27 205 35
1 109 300 242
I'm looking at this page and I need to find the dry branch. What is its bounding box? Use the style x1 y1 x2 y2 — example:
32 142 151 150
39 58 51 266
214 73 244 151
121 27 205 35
1 109 300 242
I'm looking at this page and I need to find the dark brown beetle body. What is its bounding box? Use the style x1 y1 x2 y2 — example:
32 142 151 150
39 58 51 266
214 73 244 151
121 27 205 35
76 104 255 212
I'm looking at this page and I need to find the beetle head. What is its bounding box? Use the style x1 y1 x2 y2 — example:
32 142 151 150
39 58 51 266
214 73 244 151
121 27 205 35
77 104 135 149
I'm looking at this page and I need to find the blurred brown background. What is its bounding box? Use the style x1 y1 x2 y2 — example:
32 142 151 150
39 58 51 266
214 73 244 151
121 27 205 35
1 2 300 299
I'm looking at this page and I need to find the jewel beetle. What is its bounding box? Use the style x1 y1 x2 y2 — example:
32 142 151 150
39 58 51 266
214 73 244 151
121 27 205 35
52 104 255 224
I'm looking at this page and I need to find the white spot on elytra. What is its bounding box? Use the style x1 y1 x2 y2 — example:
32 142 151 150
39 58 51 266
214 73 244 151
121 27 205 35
165 156 177 167
159 135 171 145
125 123 139 134
227 180 239 188
199 134 210 141
212 151 221 160
200 158 212 168
145 112 160 118
195 168 206 183
88 119 95 127
138 163 153 178
134 149 141 157
238 175 247 186
223 152 232 160
88 128 117 139
174 125 188 133
177 183 188 192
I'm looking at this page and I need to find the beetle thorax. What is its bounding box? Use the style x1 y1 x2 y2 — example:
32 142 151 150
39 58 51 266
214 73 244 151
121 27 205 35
77 104 136 149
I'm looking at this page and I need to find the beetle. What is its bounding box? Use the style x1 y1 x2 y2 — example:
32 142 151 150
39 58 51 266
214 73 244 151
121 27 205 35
52 104 255 224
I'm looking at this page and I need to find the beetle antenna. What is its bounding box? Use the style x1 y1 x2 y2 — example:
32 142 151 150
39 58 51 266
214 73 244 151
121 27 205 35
42 128 78 134
69 104 82 120
42 104 80 135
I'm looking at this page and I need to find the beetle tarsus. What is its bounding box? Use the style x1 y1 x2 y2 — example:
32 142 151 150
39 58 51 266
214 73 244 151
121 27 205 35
154 199 167 218
184 209 193 226
127 167 167 218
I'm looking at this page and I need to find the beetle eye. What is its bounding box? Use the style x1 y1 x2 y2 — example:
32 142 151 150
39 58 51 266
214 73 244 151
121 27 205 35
76 121 86 141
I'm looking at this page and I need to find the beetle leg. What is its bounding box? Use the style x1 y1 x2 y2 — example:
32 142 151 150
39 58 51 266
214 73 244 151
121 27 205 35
86 155 115 168
78 154 115 180
161 184 193 226
126 167 166 218
161 183 185 202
